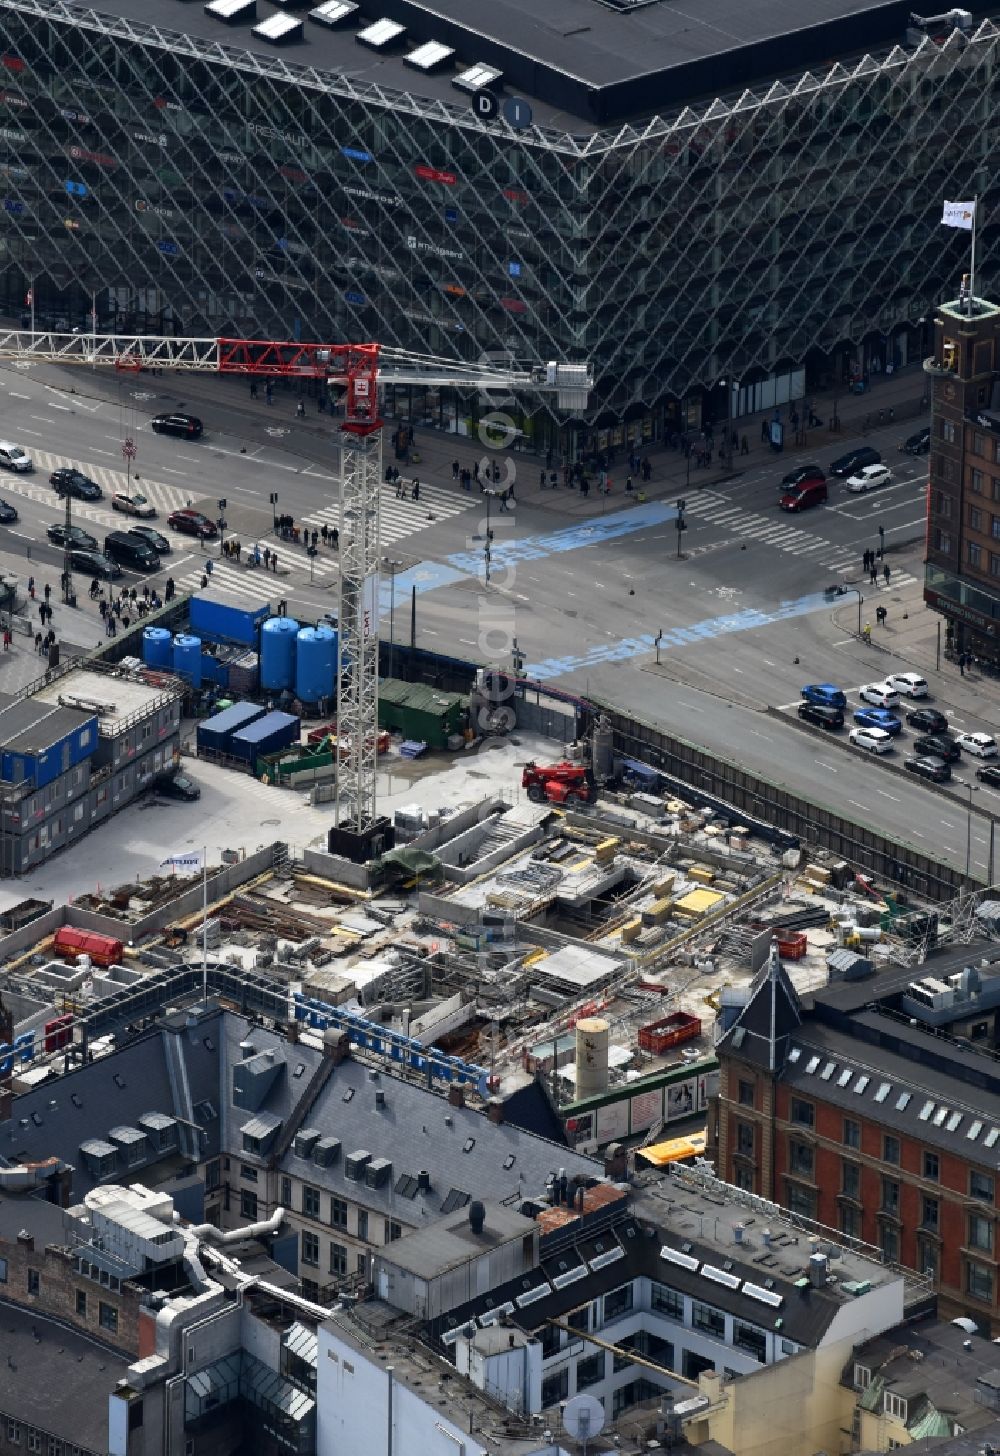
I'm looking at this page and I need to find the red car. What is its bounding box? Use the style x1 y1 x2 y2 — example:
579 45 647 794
167 508 218 538
779 477 828 512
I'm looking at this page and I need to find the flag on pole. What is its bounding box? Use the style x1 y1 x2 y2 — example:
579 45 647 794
942 200 976 231
160 851 203 874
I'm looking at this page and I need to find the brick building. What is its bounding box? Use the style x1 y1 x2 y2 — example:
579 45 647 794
714 940 1000 1332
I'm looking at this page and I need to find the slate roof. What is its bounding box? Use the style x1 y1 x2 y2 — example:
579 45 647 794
717 943 802 1072
847 1318 1000 1436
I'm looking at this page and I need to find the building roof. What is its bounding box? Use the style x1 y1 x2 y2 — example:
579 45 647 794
0 697 94 758
32 667 177 732
848 1318 1000 1436
378 1202 536 1278
0 1299 130 1452
717 943 802 1072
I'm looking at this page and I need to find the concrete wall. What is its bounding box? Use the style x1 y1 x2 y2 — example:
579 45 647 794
300 846 374 891
409 797 505 852
0 1231 144 1354
694 1339 858 1456
435 816 546 885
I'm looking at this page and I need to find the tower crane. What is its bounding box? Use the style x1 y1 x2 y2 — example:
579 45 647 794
0 329 592 858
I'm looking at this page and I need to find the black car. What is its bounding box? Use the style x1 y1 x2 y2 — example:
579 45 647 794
151 412 203 440
129 525 171 554
50 468 103 501
68 547 122 579
0 498 18 523
907 707 949 734
905 755 951 783
977 764 1000 787
782 465 826 488
914 733 961 762
47 523 98 551
901 426 931 455
797 701 844 730
154 771 200 801
829 446 881 477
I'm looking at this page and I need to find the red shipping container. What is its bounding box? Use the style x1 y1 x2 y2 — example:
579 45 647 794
637 1010 702 1056
52 926 124 968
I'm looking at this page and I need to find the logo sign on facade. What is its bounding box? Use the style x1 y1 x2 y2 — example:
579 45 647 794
249 121 306 149
344 290 365 305
0 90 28 110
500 297 527 313
414 163 457 185
471 92 498 121
343 183 398 208
0 126 25 144
503 187 528 204
974 410 1000 435
341 146 373 163
64 180 87 198
68 145 116 167
278 165 308 183
61 108 90 124
406 235 463 261
152 96 183 112
3 199 22 214
157 239 179 255
0 55 26 74
502 97 533 129
132 130 168 148
135 199 175 219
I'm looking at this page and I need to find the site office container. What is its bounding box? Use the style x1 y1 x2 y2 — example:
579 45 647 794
637 1010 702 1055
229 711 300 774
52 925 124 968
196 701 268 758
189 596 270 647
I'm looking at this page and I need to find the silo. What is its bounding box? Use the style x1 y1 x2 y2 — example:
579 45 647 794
142 626 172 670
171 634 202 688
294 626 338 703
260 616 299 692
575 1017 610 1099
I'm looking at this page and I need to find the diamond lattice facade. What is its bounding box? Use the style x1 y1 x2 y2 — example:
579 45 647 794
0 0 998 450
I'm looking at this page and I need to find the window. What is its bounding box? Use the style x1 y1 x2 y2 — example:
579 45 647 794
970 507 983 530
240 1164 258 1183
75 1289 87 1317
885 1392 908 1421
329 1242 347 1278
692 1301 725 1338
240 1189 258 1221
733 1166 754 1192
575 1351 604 1389
881 1177 900 1215
786 1182 815 1218
969 1214 994 1252
993 517 1000 539
883 1135 900 1165
941 420 956 443
330 1196 348 1228
843 1118 860 1149
242 1134 261 1156
841 1161 861 1199
736 1122 754 1156
854 1364 872 1390
840 1204 860 1239
280 1176 292 1206
301 1231 319 1267
357 1211 369 1240
968 542 982 568
738 1079 755 1107
205 1160 221 1192
932 529 952 553
790 1097 814 1127
921 1196 939 1232
603 1284 634 1322
99 1302 118 1334
879 1224 899 1262
27 1435 40 1455
788 1140 814 1178
971 468 985 493
541 1368 569 1407
0 1257 7 1283
923 1151 939 1182
734 1323 767 1361
386 1220 402 1242
968 1260 994 1302
919 1239 940 1281
7 1422 20 1444
971 1170 995 1203
26 1269 39 1295
302 1185 321 1218
651 1283 684 1319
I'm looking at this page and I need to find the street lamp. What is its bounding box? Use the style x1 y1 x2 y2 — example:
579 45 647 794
675 499 686 559
483 489 496 584
958 780 981 881
840 585 863 637
383 557 403 679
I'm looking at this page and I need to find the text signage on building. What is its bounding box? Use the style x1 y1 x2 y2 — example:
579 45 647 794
406 235 463 261
414 163 456 185
68 145 116 167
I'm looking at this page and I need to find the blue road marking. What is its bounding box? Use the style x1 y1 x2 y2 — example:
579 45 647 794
445 500 674 573
527 588 837 681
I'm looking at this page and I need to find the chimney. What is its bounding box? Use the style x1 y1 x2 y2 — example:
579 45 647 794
809 1251 828 1288
323 1028 351 1064
469 1200 485 1235
448 1084 465 1109
417 1170 431 1193
603 1142 627 1181
762 1228 772 1248
576 1183 586 1211
558 1169 569 1205
16 1231 33 1252
486 1098 504 1125
734 1223 745 1244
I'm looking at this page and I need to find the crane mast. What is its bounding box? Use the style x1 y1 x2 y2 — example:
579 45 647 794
0 330 592 858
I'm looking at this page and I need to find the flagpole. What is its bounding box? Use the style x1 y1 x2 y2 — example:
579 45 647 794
970 195 979 315
202 845 208 1005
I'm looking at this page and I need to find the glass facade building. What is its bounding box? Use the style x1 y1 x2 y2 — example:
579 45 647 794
0 0 998 453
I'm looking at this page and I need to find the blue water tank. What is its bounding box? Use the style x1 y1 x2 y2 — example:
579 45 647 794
295 626 337 703
260 616 299 691
173 633 202 688
143 626 173 670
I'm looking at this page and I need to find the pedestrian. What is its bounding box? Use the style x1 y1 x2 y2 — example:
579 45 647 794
625 475 633 494
499 489 509 513
863 622 872 645
540 469 547 489
549 471 558 489
43 583 50 603
200 574 208 590
271 551 278 572
452 460 459 481
2 629 8 652
473 461 480 483
33 631 42 655
108 616 117 638
740 435 749 455
296 400 305 418
121 612 129 630
250 380 258 399
165 577 175 601
265 380 273 406
883 563 891 586
412 480 420 503
760 420 769 443
331 528 339 549
959 652 966 677
27 577 34 600
311 529 318 549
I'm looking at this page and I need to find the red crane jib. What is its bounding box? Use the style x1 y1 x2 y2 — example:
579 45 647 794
215 338 381 428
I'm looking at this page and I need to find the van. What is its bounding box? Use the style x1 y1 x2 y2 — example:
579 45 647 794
829 445 881 477
104 530 160 572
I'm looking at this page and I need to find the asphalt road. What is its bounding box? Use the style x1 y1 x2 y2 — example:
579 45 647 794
0 361 993 879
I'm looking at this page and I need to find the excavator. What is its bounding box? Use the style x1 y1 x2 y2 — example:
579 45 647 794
522 760 595 806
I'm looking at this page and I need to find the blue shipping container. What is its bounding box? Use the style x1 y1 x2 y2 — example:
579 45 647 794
229 710 300 773
196 701 269 757
189 595 271 647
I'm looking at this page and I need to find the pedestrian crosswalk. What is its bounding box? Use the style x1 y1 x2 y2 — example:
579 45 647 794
0 449 192 535
683 491 920 586
302 479 476 550
171 558 280 606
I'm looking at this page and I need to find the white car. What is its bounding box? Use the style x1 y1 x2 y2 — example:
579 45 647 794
846 464 893 493
0 441 32 472
886 672 928 698
955 731 998 759
850 726 895 754
858 681 901 709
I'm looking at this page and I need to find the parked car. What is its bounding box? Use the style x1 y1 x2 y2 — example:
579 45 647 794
900 427 931 455
0 441 32 472
905 755 951 782
885 672 929 698
976 764 1000 787
846 463 893 493
913 733 961 762
47 523 98 551
858 680 901 708
151 412 203 439
780 477 828 512
849 726 894 754
781 465 826 488
111 491 156 518
129 525 171 554
853 707 902 735
907 707 949 734
104 531 160 572
167 508 217 538
954 731 999 759
797 702 844 730
50 468 102 501
801 683 847 709
829 446 881 477
154 771 200 801
68 548 121 579
0 498 18 523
